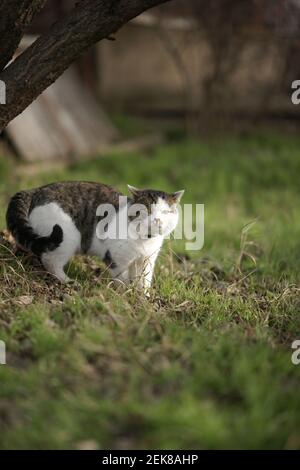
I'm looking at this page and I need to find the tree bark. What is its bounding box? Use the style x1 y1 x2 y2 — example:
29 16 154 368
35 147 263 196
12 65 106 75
0 0 47 72
0 0 171 132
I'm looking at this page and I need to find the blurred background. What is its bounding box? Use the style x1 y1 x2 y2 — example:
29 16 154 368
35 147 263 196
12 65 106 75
1 0 300 162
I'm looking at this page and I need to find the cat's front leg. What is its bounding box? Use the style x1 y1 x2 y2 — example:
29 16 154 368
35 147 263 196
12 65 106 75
130 253 158 295
142 255 157 295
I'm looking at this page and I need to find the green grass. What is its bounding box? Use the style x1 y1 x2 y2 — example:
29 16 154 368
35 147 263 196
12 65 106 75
0 130 300 449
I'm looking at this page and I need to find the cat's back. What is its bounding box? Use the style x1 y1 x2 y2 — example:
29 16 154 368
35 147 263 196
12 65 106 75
30 181 121 211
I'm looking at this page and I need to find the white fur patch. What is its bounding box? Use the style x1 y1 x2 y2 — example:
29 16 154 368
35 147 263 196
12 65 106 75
29 203 81 282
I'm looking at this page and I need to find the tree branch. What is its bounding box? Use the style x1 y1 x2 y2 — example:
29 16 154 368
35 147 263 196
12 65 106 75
0 0 47 72
0 0 171 132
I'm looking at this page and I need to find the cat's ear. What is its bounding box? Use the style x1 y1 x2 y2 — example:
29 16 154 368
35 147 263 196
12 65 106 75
127 185 140 198
171 190 185 204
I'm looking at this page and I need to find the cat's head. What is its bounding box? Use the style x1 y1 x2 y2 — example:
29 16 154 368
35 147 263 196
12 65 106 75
127 185 184 239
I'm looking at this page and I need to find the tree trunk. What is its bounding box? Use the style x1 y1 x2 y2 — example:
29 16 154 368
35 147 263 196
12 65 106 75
0 0 171 132
0 0 47 71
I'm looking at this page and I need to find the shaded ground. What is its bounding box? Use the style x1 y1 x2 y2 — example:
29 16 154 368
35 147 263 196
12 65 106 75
0 130 300 449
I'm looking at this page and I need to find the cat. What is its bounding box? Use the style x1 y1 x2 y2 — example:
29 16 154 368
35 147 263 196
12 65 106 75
6 181 184 293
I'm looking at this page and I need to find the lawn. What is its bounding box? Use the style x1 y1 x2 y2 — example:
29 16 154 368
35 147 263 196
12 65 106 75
0 130 300 449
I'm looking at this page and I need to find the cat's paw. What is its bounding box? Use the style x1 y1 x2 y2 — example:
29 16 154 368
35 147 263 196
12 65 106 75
143 288 151 299
54 274 72 283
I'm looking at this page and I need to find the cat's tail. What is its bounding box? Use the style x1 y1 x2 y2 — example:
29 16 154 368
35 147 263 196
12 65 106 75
6 190 63 256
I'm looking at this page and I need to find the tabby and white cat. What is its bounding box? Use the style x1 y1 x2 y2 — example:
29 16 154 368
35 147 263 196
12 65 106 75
6 182 184 293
